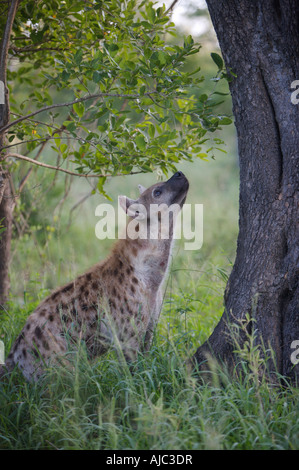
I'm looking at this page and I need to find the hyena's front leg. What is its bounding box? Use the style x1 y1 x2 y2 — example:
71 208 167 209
142 290 163 352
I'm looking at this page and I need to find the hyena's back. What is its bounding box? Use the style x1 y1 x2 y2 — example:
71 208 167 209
5 253 151 381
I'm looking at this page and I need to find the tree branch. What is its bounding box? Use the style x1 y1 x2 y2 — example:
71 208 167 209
17 121 67 192
165 0 180 15
18 140 49 193
0 90 158 136
10 45 65 53
0 0 19 157
5 152 102 178
4 152 144 179
66 188 96 230
0 0 19 83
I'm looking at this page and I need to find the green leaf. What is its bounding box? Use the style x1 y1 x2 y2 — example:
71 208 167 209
60 143 68 153
213 91 230 96
219 117 233 125
92 71 102 83
211 52 224 70
135 134 146 150
146 4 156 24
64 121 76 133
158 51 167 65
97 177 112 200
74 49 83 65
148 123 155 139
73 102 85 118
184 35 194 48
61 70 70 81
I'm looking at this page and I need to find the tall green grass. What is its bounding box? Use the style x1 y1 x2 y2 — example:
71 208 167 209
1 143 298 450
1 305 299 450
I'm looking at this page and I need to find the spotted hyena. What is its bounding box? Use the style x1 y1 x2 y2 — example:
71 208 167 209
1 171 189 380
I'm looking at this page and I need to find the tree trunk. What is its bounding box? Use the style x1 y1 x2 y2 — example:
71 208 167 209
0 172 13 307
193 0 299 384
0 0 19 308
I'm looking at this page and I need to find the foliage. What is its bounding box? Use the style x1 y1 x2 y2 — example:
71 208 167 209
4 0 231 196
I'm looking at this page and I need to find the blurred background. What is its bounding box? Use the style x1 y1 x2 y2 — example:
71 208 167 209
8 0 239 353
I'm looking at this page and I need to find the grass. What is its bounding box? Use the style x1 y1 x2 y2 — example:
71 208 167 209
1 135 299 450
1 318 299 450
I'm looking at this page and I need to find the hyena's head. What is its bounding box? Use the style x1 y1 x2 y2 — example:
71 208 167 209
119 171 189 240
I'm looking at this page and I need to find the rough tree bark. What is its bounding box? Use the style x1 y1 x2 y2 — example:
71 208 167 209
193 0 299 384
0 0 19 308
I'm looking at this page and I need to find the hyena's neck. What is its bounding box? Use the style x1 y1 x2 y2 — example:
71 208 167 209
112 234 174 291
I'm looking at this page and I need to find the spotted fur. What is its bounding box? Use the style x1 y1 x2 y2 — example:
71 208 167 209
2 172 189 381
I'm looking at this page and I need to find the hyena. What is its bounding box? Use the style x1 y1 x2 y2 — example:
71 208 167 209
1 171 189 381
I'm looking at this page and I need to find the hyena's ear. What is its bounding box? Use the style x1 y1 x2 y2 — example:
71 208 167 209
119 196 140 218
138 184 147 195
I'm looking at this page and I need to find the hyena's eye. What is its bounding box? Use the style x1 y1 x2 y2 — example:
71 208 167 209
153 189 162 197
